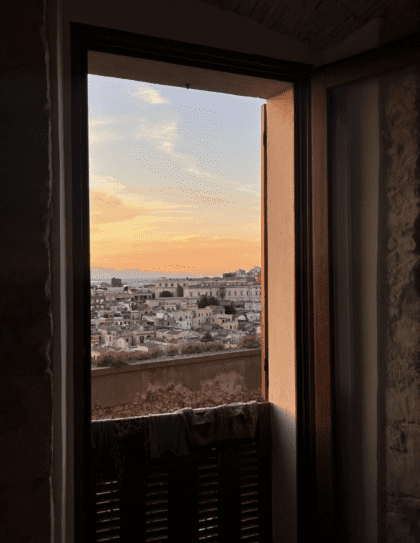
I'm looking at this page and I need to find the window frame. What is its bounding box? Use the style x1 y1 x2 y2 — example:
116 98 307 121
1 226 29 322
70 22 319 543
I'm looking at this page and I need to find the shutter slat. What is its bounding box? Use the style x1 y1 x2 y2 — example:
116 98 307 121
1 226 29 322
198 525 219 537
146 533 169 542
96 522 121 533
145 518 169 529
145 506 168 516
198 488 218 496
145 524 169 535
145 497 168 507
96 498 120 508
97 508 120 518
198 507 218 517
96 513 121 523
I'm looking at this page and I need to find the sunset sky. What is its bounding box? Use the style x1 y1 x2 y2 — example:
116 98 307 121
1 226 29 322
88 74 266 276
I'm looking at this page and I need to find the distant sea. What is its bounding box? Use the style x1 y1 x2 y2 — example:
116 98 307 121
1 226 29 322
91 267 212 281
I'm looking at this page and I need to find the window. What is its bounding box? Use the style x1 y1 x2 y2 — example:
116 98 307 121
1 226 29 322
71 22 318 543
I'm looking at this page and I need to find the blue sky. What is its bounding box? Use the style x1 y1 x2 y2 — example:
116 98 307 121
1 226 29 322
88 74 266 275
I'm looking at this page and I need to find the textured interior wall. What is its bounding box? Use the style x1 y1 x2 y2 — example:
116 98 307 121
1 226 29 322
329 77 379 542
378 65 420 543
0 0 53 542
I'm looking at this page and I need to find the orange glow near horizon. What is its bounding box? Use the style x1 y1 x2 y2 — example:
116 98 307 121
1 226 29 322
89 182 261 274
90 195 261 274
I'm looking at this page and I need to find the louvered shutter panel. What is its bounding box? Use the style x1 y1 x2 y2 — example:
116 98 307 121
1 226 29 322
197 446 219 540
239 442 260 541
94 473 121 542
92 403 272 542
145 459 170 542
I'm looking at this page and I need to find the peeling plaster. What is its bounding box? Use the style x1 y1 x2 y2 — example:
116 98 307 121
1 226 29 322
92 376 264 420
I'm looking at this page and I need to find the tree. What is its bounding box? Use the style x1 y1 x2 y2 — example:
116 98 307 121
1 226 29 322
238 335 261 349
218 287 226 301
202 332 213 342
160 290 173 297
197 295 209 308
224 303 237 315
176 285 184 297
198 294 219 308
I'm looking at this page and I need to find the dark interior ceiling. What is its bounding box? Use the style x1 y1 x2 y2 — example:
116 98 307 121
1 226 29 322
195 0 393 49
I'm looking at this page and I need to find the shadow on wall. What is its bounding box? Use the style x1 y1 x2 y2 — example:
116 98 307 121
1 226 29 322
271 403 297 543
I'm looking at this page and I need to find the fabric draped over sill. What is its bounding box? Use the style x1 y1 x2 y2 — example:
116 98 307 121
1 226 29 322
91 401 260 539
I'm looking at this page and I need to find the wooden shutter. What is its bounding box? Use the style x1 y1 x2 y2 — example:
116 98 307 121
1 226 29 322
261 103 268 400
265 85 297 543
91 403 272 542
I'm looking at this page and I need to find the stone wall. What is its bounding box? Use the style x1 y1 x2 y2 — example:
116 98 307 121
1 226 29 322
378 65 420 542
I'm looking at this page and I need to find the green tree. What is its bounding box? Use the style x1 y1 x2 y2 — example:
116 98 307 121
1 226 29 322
202 332 213 342
197 295 209 308
238 335 261 349
218 287 226 301
198 294 219 308
160 291 173 297
176 285 184 297
224 303 237 315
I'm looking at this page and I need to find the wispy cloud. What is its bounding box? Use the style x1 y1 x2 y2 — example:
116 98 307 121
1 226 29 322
89 174 126 194
90 190 152 224
187 167 212 177
132 118 183 158
132 119 223 180
131 84 169 105
89 116 129 145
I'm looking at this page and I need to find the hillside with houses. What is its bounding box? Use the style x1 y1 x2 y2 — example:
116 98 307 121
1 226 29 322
91 267 262 366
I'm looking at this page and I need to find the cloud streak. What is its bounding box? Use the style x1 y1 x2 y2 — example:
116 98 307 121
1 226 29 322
90 190 151 224
131 84 169 105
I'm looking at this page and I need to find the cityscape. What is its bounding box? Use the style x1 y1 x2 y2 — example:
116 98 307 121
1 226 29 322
91 265 262 366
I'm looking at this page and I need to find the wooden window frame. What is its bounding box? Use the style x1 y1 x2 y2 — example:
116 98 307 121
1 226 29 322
70 22 319 543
